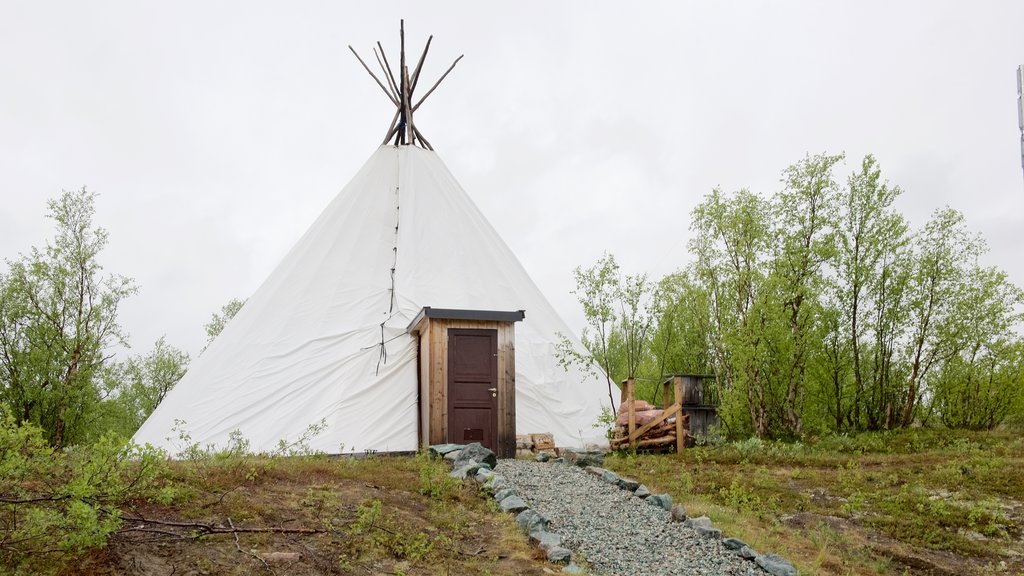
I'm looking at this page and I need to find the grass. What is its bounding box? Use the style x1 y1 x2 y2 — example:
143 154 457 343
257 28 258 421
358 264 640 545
602 427 1024 575
70 451 550 576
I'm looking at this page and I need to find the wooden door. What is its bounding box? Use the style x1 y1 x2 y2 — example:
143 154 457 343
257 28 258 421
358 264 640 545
447 328 498 451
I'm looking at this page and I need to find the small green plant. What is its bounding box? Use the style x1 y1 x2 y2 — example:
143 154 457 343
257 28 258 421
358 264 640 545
719 477 761 513
274 418 327 456
732 436 766 462
417 451 459 499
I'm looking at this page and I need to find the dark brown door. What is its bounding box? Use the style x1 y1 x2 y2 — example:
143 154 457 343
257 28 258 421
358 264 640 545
447 328 498 451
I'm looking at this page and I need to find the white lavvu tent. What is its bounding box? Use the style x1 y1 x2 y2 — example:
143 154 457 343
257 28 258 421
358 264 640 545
133 144 609 454
133 24 609 454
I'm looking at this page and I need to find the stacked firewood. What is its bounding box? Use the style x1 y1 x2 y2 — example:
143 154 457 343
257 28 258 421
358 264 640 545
610 399 688 450
515 432 558 456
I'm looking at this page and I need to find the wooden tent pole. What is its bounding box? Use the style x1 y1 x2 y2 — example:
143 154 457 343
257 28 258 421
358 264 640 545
374 44 400 102
412 54 463 112
409 36 433 94
348 46 399 106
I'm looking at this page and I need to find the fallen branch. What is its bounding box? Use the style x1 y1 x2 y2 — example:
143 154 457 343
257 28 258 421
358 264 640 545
229 517 274 575
119 514 325 536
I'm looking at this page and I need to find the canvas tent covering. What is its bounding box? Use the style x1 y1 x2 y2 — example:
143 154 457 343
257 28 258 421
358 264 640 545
133 145 608 454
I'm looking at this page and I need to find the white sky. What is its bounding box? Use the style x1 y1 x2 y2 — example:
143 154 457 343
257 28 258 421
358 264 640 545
2 1 1023 359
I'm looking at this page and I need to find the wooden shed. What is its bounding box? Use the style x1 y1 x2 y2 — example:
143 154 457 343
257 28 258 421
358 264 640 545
663 374 720 445
407 307 524 458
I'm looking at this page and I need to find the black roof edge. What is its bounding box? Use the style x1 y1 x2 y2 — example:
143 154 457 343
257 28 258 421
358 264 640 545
407 307 525 332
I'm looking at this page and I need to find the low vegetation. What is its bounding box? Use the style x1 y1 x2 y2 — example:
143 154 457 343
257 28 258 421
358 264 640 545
1 417 548 575
605 427 1024 575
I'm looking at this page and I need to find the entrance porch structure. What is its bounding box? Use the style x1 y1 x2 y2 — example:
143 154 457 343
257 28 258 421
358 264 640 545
408 307 523 458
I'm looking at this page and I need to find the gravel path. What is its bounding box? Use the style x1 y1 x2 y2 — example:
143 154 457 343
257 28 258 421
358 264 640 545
495 460 769 576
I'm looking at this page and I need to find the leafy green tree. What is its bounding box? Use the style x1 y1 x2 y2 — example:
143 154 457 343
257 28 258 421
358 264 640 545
832 155 910 430
928 265 1024 429
0 189 136 447
649 271 712 380
202 297 246 351
691 188 778 437
557 253 655 411
899 208 983 427
112 336 189 434
771 152 843 435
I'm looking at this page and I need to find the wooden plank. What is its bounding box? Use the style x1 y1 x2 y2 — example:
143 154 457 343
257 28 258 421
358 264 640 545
430 318 446 444
497 319 516 455
418 323 431 448
625 379 636 449
628 403 680 443
674 377 684 453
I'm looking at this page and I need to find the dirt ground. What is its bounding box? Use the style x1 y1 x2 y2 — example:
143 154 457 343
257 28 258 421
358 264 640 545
70 457 552 576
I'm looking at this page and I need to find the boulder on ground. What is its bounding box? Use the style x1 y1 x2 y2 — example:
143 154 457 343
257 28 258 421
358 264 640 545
516 509 548 535
499 495 529 513
755 553 798 576
535 452 551 462
722 537 747 551
738 546 758 560
529 530 562 551
453 442 498 469
428 443 465 458
449 460 487 479
646 493 672 511
617 477 640 491
695 526 722 539
493 487 516 502
682 515 713 529
561 449 604 468
670 503 688 522
634 484 651 498
600 470 621 485
547 546 572 564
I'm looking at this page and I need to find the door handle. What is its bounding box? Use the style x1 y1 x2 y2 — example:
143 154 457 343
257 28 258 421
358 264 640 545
488 387 497 397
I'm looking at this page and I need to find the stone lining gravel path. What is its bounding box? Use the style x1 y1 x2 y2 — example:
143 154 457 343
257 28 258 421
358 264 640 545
495 459 775 576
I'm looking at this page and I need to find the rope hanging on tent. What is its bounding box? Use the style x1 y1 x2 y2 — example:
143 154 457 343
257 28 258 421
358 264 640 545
373 185 401 375
348 20 463 150
351 21 462 373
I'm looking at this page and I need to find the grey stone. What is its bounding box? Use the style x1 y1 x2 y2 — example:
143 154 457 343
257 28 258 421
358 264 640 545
561 563 584 574
617 477 640 491
646 493 672 511
634 484 651 498
695 526 722 539
428 443 465 457
535 452 551 462
738 546 758 560
474 468 495 483
561 449 604 467
499 495 529 513
584 466 606 477
683 515 713 529
670 503 688 522
722 537 746 551
448 460 484 479
494 488 516 502
755 553 798 576
547 546 572 564
453 442 498 469
443 449 462 462
529 530 562 551
600 470 621 485
487 475 508 493
516 509 548 535
552 457 564 464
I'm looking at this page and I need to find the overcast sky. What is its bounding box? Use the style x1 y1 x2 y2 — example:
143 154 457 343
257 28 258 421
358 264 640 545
2 2 1023 359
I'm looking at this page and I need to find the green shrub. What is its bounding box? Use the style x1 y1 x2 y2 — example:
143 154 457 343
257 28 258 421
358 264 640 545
0 417 166 575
